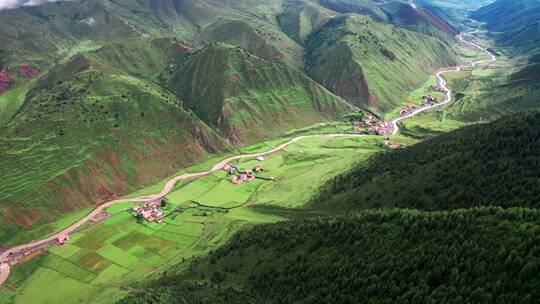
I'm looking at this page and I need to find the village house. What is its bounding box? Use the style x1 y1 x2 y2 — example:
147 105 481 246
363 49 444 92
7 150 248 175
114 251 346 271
56 235 70 246
225 163 266 185
422 95 438 104
353 120 362 133
364 114 377 126
132 200 165 223
399 105 416 116
375 121 388 135
223 164 237 174
432 85 445 93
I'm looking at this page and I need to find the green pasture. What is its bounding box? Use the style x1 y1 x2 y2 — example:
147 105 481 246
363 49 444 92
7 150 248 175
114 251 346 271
8 128 384 304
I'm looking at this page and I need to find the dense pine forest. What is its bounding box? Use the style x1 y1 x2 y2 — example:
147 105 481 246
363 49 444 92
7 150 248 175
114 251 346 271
313 111 540 210
119 207 540 304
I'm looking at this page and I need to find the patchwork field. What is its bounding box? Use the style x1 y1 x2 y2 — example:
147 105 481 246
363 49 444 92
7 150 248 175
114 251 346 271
0 123 403 304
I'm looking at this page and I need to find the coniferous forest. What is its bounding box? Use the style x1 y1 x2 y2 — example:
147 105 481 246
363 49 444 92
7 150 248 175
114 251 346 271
120 208 540 304
314 111 540 210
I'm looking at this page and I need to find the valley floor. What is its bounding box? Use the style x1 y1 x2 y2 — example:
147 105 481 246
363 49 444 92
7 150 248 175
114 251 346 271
0 123 414 304
0 29 500 304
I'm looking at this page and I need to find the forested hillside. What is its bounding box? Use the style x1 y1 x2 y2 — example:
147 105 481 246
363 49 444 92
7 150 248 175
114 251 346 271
119 207 540 304
314 111 540 210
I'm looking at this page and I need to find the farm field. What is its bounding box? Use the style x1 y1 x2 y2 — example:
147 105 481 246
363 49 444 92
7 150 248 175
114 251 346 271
0 124 402 304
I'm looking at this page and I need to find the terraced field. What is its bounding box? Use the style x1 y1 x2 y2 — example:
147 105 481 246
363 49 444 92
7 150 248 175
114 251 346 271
1 125 403 304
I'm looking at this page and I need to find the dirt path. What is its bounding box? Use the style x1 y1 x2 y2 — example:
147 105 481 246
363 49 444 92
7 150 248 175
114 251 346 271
0 30 498 287
0 133 364 285
0 263 9 286
387 29 497 135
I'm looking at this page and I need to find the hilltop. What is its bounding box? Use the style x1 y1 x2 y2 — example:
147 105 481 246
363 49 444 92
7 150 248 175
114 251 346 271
164 43 350 144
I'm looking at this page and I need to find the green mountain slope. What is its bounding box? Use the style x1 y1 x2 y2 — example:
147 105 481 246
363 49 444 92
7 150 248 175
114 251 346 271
313 111 540 210
472 0 540 54
164 43 351 144
316 0 457 36
305 14 457 113
416 0 494 26
443 0 540 121
0 0 457 98
119 207 540 304
0 40 232 245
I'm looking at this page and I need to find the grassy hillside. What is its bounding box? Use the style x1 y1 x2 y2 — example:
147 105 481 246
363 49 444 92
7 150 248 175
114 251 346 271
119 207 540 304
444 62 540 122
313 111 540 210
305 14 457 113
0 41 232 245
316 0 457 35
442 0 540 121
164 43 351 144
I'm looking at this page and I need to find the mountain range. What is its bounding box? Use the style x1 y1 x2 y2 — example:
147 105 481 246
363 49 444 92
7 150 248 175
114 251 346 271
1 0 540 303
0 0 458 244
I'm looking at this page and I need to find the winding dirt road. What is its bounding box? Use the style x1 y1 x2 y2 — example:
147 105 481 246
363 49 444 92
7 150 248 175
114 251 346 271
0 30 497 286
387 30 497 135
0 133 365 285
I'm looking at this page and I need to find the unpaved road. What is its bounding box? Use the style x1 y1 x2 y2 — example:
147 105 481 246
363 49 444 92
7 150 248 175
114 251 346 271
0 133 364 285
387 30 497 135
0 30 497 286
0 263 9 286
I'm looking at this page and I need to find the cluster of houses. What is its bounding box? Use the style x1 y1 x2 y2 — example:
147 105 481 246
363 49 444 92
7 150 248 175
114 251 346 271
353 114 389 135
399 105 417 116
224 164 267 185
422 94 439 106
132 200 165 223
19 62 40 78
431 85 445 93
371 121 389 135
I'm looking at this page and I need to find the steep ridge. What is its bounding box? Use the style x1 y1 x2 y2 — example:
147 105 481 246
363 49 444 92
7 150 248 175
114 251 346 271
0 41 232 245
305 14 457 113
316 0 457 36
0 0 458 114
472 0 540 54
164 43 351 144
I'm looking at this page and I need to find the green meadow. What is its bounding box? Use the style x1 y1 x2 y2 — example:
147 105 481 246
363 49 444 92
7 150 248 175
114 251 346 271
0 30 496 304
1 123 401 304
